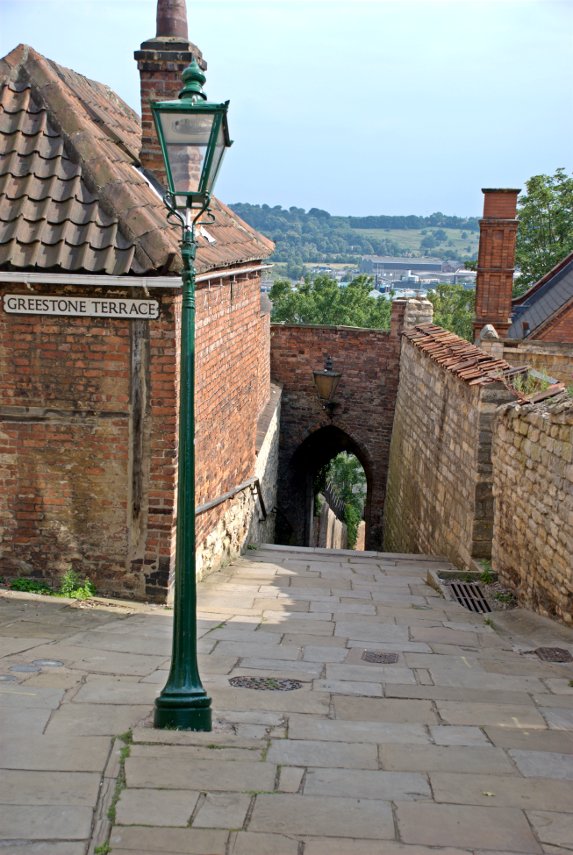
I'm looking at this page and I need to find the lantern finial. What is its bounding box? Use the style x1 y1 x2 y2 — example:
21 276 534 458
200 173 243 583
179 60 207 102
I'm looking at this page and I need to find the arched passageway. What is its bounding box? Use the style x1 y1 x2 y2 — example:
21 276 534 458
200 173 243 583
271 323 404 551
276 424 374 548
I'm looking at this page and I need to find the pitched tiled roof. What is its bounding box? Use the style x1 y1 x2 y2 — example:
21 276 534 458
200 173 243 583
509 251 573 339
404 323 513 385
0 45 274 276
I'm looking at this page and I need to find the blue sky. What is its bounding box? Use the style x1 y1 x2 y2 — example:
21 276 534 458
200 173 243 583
1 0 572 216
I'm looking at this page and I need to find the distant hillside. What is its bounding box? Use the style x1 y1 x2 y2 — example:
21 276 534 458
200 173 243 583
231 203 480 278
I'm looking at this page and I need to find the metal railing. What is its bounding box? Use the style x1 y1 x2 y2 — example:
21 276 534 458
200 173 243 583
195 476 268 522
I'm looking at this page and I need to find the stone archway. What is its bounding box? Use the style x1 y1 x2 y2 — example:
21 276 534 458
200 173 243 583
271 320 408 550
277 424 373 548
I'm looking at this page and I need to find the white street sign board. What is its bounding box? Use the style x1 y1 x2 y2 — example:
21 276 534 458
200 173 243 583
3 294 160 319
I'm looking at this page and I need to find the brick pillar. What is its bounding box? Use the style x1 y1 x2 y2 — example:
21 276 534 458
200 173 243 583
473 188 520 342
134 0 206 186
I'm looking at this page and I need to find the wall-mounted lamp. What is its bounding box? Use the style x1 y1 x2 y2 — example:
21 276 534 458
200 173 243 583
313 355 341 416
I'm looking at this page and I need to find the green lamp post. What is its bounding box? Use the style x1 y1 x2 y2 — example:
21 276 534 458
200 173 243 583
151 60 232 731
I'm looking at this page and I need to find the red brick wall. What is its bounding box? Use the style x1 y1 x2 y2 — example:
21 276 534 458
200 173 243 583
194 272 266 550
0 288 139 592
0 270 267 599
270 314 403 550
535 300 573 344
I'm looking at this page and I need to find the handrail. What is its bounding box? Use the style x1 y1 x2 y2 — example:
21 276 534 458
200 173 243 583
195 476 268 521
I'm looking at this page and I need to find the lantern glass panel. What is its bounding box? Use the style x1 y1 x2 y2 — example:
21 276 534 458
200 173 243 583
159 111 218 196
313 371 340 401
205 122 227 195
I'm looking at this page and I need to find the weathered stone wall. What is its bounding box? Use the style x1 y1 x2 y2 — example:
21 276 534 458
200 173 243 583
503 340 573 386
312 499 347 550
384 336 514 568
0 269 269 600
271 307 405 551
492 396 573 625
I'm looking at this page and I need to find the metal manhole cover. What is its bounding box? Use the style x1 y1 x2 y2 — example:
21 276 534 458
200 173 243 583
533 647 573 663
31 659 64 668
0 674 18 682
229 676 302 691
361 650 399 664
9 664 41 673
449 581 491 614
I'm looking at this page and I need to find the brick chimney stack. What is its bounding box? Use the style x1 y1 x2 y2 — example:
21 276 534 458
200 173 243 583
473 188 520 342
134 0 206 186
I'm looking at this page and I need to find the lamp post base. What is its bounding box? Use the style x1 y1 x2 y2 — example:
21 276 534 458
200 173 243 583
154 692 212 731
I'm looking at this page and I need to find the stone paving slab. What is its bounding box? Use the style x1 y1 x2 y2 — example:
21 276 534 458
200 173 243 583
429 771 573 811
267 737 378 769
509 748 573 779
333 695 440 723
287 714 431 744
395 803 543 851
228 830 300 854
126 754 277 791
379 743 516 774
109 826 229 853
0 804 95 841
249 793 395 838
304 843 473 855
2 544 573 855
527 810 573 850
115 787 200 826
304 767 431 800
1 735 111 771
45 702 148 736
483 725 573 753
0 769 101 805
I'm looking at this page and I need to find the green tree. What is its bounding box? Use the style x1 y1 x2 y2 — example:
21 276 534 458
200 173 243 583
269 274 392 329
427 284 475 341
515 168 573 295
317 453 367 549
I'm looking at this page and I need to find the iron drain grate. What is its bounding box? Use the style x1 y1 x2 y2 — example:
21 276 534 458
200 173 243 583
361 651 399 664
533 647 573 663
449 581 491 614
229 676 302 691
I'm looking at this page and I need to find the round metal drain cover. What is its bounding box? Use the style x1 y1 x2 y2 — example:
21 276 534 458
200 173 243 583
534 647 573 663
9 664 41 673
361 650 399 664
0 674 18 682
229 676 302 691
32 659 64 668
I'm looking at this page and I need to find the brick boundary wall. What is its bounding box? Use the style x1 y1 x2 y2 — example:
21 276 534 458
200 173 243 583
492 396 573 625
0 269 270 600
384 334 515 568
270 305 406 551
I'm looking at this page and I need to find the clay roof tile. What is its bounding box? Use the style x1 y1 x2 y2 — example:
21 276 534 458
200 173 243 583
0 45 273 276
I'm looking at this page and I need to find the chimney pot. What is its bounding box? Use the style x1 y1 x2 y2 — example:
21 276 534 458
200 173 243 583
156 0 189 39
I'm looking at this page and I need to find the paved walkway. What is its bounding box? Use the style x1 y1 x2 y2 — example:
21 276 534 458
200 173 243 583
1 545 573 855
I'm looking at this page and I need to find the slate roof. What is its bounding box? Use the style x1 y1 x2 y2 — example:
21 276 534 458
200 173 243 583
0 45 274 276
508 251 573 339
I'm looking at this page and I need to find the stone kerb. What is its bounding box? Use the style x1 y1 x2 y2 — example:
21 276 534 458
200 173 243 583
492 395 573 624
